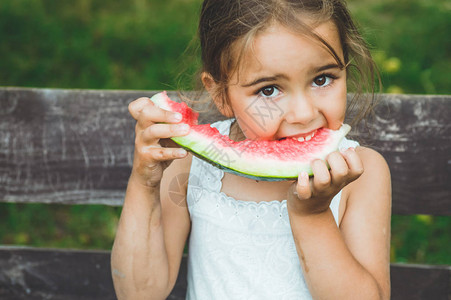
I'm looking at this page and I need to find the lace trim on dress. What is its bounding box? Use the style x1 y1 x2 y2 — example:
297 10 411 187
188 157 291 234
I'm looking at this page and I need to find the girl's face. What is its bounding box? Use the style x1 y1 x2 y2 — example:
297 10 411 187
215 21 347 141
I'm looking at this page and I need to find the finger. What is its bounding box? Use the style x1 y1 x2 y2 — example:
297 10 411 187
311 159 331 191
137 104 182 130
141 123 190 143
341 147 364 181
295 171 312 199
143 146 188 161
327 151 349 184
128 97 153 120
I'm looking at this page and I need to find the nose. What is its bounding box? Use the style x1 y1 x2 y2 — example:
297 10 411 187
284 93 317 125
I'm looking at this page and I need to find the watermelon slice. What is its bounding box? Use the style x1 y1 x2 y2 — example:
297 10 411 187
151 91 351 181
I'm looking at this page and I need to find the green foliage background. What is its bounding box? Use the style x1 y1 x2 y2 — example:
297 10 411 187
0 0 450 265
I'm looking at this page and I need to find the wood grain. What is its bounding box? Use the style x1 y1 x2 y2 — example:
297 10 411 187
391 263 451 300
0 246 187 300
0 247 449 300
0 88 450 215
0 88 450 299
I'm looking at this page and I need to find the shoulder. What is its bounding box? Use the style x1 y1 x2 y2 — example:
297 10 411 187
344 146 391 209
340 146 392 243
160 153 194 208
357 146 390 173
339 146 391 225
354 146 391 195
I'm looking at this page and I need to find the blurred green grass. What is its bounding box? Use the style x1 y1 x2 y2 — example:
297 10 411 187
1 203 450 265
1 0 449 93
0 203 120 249
0 0 450 265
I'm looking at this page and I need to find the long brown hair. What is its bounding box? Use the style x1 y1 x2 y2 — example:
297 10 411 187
197 0 380 126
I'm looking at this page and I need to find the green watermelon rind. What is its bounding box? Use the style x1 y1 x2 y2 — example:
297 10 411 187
172 125 350 180
151 92 351 181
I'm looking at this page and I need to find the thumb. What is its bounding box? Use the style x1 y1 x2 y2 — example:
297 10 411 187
294 171 312 200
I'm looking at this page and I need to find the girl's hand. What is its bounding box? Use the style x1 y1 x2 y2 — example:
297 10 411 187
287 148 363 216
128 97 190 188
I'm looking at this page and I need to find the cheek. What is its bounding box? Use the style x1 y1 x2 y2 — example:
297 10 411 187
321 86 347 128
235 112 267 140
227 86 283 140
235 110 280 140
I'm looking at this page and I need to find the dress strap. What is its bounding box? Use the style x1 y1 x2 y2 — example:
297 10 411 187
338 137 360 150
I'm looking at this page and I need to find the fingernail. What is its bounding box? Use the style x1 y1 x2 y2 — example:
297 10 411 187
177 149 187 156
299 171 309 181
341 147 355 154
178 124 190 132
173 113 182 122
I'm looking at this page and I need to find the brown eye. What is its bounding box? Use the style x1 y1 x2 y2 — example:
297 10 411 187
262 86 274 96
258 86 280 98
312 74 336 87
313 75 327 86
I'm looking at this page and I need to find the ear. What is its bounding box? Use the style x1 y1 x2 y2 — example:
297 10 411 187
201 72 234 117
201 72 215 93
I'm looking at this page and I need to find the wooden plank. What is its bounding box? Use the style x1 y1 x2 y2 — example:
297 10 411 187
351 94 451 216
391 263 451 300
0 88 215 206
0 246 187 300
0 88 136 206
0 88 450 215
1 247 449 299
0 246 115 300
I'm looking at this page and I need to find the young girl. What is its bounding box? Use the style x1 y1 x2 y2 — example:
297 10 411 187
111 0 391 299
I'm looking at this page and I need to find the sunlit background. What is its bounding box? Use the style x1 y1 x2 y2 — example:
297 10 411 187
0 0 450 265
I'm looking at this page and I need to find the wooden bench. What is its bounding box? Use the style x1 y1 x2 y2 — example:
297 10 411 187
0 87 449 299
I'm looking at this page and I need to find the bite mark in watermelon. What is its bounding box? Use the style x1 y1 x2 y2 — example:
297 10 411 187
151 91 351 181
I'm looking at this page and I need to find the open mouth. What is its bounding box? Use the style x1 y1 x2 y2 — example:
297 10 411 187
296 131 316 142
278 130 318 142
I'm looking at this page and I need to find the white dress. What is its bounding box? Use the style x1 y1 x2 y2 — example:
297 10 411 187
185 119 359 300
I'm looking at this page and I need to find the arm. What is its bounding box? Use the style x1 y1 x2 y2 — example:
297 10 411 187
287 147 391 299
111 97 191 300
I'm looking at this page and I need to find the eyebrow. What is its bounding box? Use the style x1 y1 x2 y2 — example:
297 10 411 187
314 63 342 73
241 63 343 88
241 74 288 87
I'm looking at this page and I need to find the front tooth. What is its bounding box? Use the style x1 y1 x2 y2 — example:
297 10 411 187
297 137 305 142
305 135 312 141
